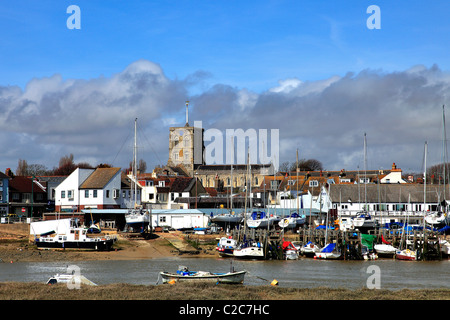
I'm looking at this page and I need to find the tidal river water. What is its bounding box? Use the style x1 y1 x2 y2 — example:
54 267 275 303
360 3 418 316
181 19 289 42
1 257 449 290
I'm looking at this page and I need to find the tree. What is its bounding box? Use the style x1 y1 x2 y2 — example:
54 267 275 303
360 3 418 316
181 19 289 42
52 154 77 175
289 159 323 172
128 159 147 174
16 159 28 176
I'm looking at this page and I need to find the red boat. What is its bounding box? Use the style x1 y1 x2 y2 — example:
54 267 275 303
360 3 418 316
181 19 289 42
395 249 416 261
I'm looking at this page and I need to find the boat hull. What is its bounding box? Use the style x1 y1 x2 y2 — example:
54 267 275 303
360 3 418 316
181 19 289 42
395 249 417 261
160 270 246 284
374 244 397 257
36 238 115 251
233 246 264 259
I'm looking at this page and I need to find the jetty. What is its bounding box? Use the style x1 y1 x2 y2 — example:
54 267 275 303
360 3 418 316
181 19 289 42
228 222 445 261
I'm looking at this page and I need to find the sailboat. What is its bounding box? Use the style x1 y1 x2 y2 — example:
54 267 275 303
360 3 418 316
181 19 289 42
234 150 265 260
396 145 425 263
374 235 397 257
125 118 150 233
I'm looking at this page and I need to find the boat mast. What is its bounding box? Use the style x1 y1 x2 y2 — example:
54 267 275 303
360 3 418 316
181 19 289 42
230 136 233 214
364 133 367 212
296 149 299 215
423 141 427 230
134 118 138 209
442 105 448 204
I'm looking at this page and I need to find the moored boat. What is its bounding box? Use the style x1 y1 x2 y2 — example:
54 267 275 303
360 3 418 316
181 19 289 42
300 241 320 257
315 243 341 259
160 266 246 284
395 248 417 261
46 273 97 286
34 219 116 251
216 236 237 257
374 244 397 257
233 243 265 259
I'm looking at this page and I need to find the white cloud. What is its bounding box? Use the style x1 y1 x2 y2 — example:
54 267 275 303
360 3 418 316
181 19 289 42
1 61 449 174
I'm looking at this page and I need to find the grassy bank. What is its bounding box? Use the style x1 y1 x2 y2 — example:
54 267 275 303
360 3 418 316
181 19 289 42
1 282 449 300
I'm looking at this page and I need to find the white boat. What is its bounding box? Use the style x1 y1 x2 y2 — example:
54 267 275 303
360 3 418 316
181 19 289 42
362 246 378 260
278 213 305 229
125 119 150 233
46 273 97 286
246 211 280 229
353 212 376 229
34 218 116 251
395 248 417 261
125 208 150 233
216 237 237 257
233 243 264 259
440 240 450 257
282 241 299 260
374 244 397 257
315 243 341 259
425 212 446 226
300 241 320 257
160 266 246 284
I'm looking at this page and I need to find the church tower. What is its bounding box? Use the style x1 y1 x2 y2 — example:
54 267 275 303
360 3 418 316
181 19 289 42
167 101 204 176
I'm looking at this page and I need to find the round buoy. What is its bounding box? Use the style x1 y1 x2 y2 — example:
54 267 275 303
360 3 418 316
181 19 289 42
270 279 278 286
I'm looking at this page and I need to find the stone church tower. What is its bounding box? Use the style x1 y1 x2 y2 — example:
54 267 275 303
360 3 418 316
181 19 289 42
167 101 205 176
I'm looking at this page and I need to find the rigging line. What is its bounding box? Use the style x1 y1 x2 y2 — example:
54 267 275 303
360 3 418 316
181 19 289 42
110 130 132 167
136 121 164 166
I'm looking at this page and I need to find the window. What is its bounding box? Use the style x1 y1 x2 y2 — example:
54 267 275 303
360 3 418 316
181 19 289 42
159 216 166 223
67 190 74 200
309 180 319 187
93 190 97 198
149 193 154 200
61 191 66 199
85 190 89 198
106 190 110 198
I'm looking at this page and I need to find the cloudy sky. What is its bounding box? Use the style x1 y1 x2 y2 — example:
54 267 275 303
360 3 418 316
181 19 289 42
1 1 450 174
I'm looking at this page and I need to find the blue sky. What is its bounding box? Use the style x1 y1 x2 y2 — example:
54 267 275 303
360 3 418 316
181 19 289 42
1 1 450 173
2 1 448 91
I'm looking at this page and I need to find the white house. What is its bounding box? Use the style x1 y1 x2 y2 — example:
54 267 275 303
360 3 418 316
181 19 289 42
380 163 407 184
55 167 138 211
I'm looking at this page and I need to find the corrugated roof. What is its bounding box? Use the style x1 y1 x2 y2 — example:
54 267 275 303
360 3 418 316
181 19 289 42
79 167 121 189
329 184 448 203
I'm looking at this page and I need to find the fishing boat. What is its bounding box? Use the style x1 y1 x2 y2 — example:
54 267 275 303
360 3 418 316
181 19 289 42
395 248 417 261
216 236 237 257
34 218 116 251
46 273 97 286
315 243 341 259
160 266 246 284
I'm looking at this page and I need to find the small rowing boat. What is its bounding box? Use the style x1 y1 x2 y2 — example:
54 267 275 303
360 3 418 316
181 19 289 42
160 266 246 284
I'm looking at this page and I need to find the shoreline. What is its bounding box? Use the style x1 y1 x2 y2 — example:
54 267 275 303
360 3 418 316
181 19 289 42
2 224 450 301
